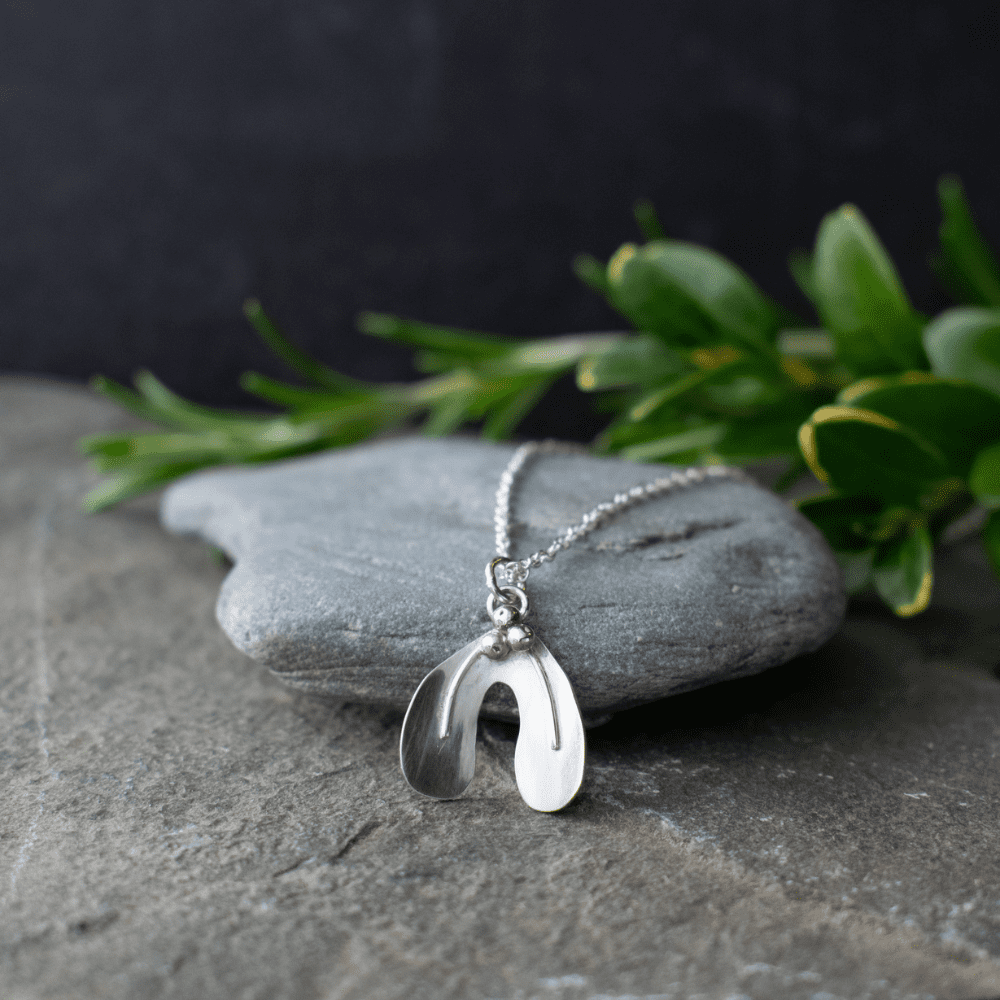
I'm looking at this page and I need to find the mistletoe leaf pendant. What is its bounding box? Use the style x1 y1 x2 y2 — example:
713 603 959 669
400 628 586 812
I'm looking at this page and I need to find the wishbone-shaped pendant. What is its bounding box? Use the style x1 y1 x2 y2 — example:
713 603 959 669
400 584 586 812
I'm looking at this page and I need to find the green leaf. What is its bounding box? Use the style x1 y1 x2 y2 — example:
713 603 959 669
607 243 717 346
628 365 736 422
872 524 933 616
633 198 665 241
82 460 215 512
481 379 555 440
798 405 951 505
499 334 622 376
810 205 927 375
983 510 1000 577
619 424 726 462
930 175 1000 308
838 373 1000 476
572 253 611 297
716 396 820 461
788 250 817 303
357 312 512 367
243 299 359 392
969 442 1000 509
88 376 163 425
797 493 885 552
131 371 271 432
607 241 786 360
575 335 683 391
923 306 1000 398
239 372 352 412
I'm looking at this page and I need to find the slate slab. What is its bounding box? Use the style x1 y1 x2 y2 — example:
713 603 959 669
160 437 846 721
3 377 1000 1000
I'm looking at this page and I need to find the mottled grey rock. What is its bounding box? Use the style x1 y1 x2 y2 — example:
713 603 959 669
4 377 1000 1000
160 437 846 722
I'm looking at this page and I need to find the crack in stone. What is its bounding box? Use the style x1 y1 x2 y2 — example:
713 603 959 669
593 518 742 554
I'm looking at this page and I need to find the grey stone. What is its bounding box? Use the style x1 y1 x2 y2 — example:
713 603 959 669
160 437 846 722
4 377 1000 1000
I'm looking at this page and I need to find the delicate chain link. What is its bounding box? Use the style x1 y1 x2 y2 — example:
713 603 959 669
493 440 747 588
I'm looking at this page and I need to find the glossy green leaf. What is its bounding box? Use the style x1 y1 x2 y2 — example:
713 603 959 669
797 494 885 552
923 306 1000 398
606 243 718 346
798 406 951 505
810 205 927 375
606 241 785 356
839 374 1000 476
969 442 1000 509
872 524 933 617
930 175 1000 308
575 335 683 391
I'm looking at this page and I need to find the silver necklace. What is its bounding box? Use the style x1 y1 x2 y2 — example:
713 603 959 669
400 441 745 812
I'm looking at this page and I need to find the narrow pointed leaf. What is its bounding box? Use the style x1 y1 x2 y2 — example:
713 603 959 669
931 175 1000 308
357 312 513 364
481 379 554 440
133 371 270 431
572 253 612 297
243 299 359 391
633 198 665 241
82 461 214 512
620 424 726 462
239 372 352 411
88 375 164 425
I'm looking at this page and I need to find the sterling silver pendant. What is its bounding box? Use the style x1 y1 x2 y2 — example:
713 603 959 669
400 565 585 812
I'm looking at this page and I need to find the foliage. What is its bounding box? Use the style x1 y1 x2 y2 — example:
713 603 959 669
80 177 1000 616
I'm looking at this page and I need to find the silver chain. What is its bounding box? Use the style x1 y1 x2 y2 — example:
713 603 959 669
492 440 746 589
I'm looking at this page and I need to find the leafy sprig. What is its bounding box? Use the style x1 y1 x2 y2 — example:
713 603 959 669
81 176 1000 616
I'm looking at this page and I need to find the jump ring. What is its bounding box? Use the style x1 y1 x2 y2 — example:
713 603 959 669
486 588 528 619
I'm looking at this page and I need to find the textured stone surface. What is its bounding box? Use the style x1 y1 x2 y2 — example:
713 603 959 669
160 437 845 721
3 377 1000 1000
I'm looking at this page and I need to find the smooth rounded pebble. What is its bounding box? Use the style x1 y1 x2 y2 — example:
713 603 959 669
161 436 846 721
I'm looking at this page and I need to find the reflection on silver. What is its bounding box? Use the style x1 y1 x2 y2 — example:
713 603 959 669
400 631 585 813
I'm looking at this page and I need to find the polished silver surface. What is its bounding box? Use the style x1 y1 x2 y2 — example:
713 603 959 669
400 630 586 813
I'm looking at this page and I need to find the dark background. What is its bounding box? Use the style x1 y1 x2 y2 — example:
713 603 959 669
3 0 999 435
